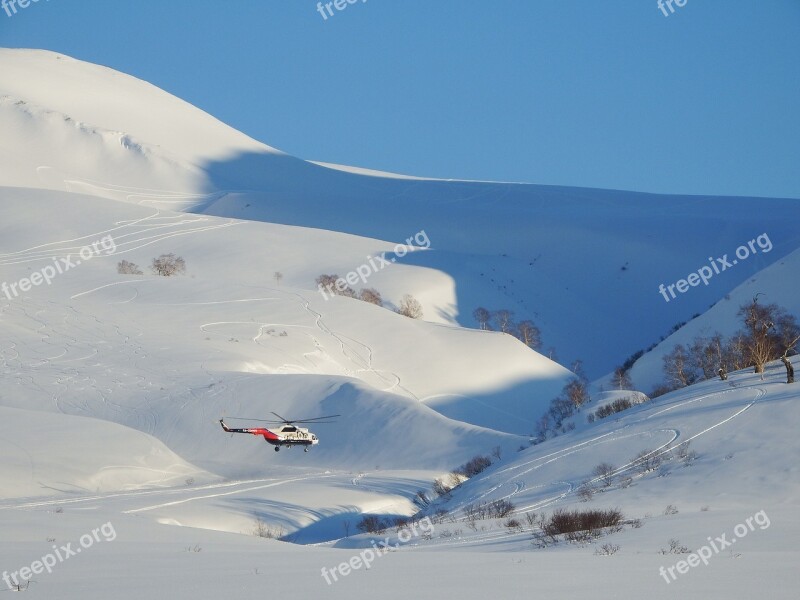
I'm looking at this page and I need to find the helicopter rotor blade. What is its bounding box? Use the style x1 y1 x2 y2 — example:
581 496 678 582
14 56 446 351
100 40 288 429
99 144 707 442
222 416 285 424
290 414 341 423
223 414 340 424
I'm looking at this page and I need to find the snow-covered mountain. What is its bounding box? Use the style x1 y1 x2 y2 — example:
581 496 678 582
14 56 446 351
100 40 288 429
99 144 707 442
3 49 799 381
0 48 797 599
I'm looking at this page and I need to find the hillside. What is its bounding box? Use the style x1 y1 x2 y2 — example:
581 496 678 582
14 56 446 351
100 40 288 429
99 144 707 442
0 47 797 599
3 49 799 379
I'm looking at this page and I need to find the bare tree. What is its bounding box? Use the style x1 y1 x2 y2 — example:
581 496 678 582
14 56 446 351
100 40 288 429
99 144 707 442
781 335 799 384
396 294 423 319
662 344 696 389
563 377 589 409
723 333 749 371
516 320 542 349
274 271 283 284
611 368 633 390
151 253 186 276
688 334 724 380
742 302 774 375
492 309 514 334
359 288 383 306
473 307 491 330
737 296 789 375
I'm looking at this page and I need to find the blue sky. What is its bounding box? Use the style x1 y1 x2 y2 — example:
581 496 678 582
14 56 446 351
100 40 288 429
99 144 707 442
1 0 798 198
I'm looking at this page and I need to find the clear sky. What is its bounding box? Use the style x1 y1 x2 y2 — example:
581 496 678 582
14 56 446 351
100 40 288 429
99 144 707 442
1 0 798 198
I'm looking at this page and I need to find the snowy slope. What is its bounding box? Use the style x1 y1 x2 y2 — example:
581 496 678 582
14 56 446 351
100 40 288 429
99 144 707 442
0 360 796 599
628 247 800 391
2 48 799 379
0 47 798 599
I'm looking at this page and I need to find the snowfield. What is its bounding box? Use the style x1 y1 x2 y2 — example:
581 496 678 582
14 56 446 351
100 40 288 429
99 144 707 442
0 48 798 598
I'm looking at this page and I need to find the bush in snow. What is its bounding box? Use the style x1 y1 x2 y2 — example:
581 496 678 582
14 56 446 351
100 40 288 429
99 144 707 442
396 294 423 319
151 253 186 276
117 260 142 275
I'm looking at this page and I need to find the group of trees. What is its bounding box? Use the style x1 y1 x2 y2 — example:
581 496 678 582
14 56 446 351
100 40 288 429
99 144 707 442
535 360 590 441
118 254 186 277
660 296 798 392
315 274 423 319
473 307 542 349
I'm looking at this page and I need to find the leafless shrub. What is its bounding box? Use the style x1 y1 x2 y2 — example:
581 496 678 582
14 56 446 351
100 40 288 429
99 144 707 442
491 445 502 461
542 508 624 538
619 476 633 489
487 499 516 519
359 288 383 306
455 455 493 478
184 544 202 552
433 509 450 524
151 253 186 276
357 515 388 535
649 384 674 399
594 543 620 555
117 260 142 275
253 518 283 539
565 529 594 545
274 271 283 283
316 274 356 298
594 397 635 419
673 441 698 465
505 518 522 531
592 462 616 487
524 512 537 528
663 504 679 515
633 448 663 474
577 485 595 502
396 294 423 319
628 518 643 529
447 472 464 490
6 580 31 591
661 538 690 554
432 478 451 498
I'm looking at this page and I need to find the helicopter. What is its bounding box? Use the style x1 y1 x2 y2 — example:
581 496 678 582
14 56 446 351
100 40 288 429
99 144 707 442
219 412 339 452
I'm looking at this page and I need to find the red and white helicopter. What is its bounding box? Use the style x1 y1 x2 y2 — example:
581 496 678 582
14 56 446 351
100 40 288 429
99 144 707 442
219 412 339 452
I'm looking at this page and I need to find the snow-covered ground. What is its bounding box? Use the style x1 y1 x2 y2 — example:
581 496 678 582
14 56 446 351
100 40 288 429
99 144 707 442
0 49 797 598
